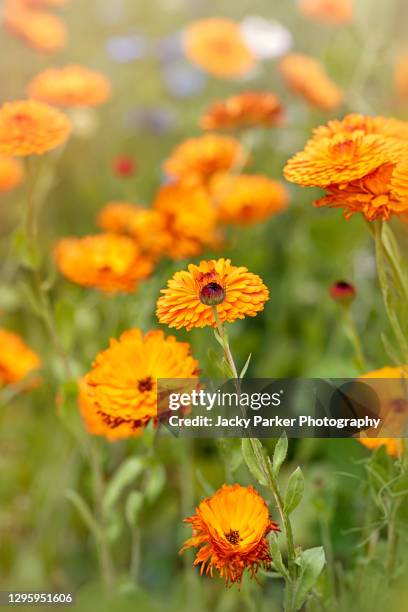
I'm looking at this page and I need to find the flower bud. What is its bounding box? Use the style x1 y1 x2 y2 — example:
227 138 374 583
329 280 356 306
199 282 226 306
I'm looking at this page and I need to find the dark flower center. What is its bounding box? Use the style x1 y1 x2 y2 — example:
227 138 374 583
225 529 240 545
199 282 225 306
138 376 153 392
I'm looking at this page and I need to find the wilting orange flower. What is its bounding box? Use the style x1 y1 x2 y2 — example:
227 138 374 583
54 233 154 293
5 4 67 53
78 329 198 441
297 0 353 25
184 18 256 78
358 366 407 457
153 184 219 259
312 113 408 141
200 91 285 131
209 173 289 225
394 51 408 99
0 100 71 157
180 484 279 585
27 65 111 108
0 156 24 193
279 53 343 111
0 328 41 386
97 202 169 258
157 259 269 330
164 134 247 187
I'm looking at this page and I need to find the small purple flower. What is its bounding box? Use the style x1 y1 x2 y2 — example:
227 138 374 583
162 61 207 98
106 35 147 63
125 107 177 135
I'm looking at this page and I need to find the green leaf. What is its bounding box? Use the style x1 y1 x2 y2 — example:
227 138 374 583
239 353 252 379
294 546 326 610
103 457 145 515
125 491 144 526
284 467 304 514
144 464 166 503
65 489 102 540
273 432 288 476
13 228 41 269
241 438 268 487
269 533 289 580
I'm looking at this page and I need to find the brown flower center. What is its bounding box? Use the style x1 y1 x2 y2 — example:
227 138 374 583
225 529 240 545
138 376 153 392
199 282 225 306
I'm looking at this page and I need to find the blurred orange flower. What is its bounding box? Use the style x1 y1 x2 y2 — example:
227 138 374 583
394 50 408 99
297 0 353 25
5 3 67 53
54 233 154 293
200 91 285 131
19 0 67 6
0 328 41 386
209 173 289 225
180 484 279 585
0 156 24 193
164 134 247 187
157 258 269 330
279 53 343 111
78 329 199 441
0 100 71 156
184 18 256 78
27 65 111 107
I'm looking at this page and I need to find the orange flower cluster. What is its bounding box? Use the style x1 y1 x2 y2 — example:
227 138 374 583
0 156 24 193
0 100 71 157
284 113 408 221
54 233 153 293
200 91 285 131
184 18 256 78
157 258 269 330
79 329 198 441
0 328 41 386
27 65 111 108
5 0 67 53
180 484 279 585
297 0 353 25
279 53 343 111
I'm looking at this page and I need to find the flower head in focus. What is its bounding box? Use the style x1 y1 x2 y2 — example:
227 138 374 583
0 328 41 387
200 91 284 131
0 100 71 156
54 233 154 293
27 65 111 107
209 173 289 225
183 18 256 78
180 483 279 585
157 258 269 330
312 113 408 141
297 0 353 25
5 3 67 53
78 329 199 440
0 156 24 193
279 53 343 111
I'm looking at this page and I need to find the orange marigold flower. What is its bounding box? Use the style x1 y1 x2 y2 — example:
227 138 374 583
153 184 219 260
180 484 280 585
394 50 408 99
97 202 169 258
157 258 269 330
297 0 353 25
183 18 256 79
209 173 289 225
54 233 154 293
312 113 408 141
0 328 41 386
0 100 71 157
279 53 343 111
78 329 199 441
5 5 67 53
27 65 111 108
200 91 285 131
284 131 405 188
0 156 24 193
358 366 408 457
164 134 247 187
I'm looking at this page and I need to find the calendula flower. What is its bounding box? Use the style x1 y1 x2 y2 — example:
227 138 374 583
279 53 343 111
54 233 154 293
97 202 169 258
297 0 353 25
164 134 247 187
0 328 41 386
78 329 199 441
312 113 408 141
0 100 71 157
200 91 285 131
157 258 269 330
5 4 67 53
358 366 407 457
394 50 408 99
0 156 24 193
27 65 111 108
183 18 256 78
209 173 289 225
180 484 280 585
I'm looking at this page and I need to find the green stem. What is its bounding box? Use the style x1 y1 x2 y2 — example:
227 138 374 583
386 498 400 580
212 306 239 379
341 307 367 373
